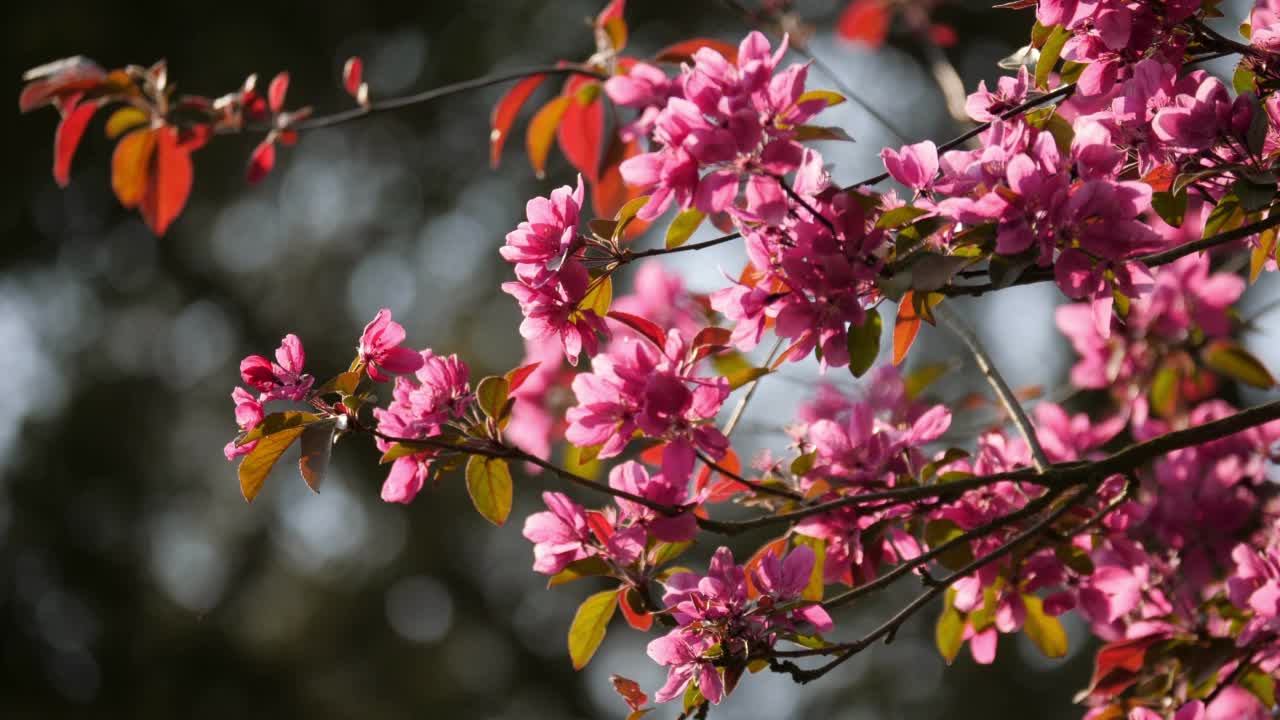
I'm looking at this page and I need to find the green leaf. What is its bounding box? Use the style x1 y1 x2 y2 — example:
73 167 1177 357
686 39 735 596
1055 544 1095 575
612 195 651 241
875 206 929 229
988 254 1034 289
465 455 514 526
314 370 362 397
239 425 306 502
794 125 854 142
1201 339 1276 388
568 589 618 670
1151 190 1187 228
846 309 882 378
238 411 320 445
1203 194 1243 238
1150 363 1181 419
936 591 965 665
790 451 817 477
682 676 706 714
795 90 846 108
904 363 948 399
1023 593 1068 658
908 253 977 292
1035 25 1070 89
1235 178 1275 213
925 519 974 571
649 540 693 568
548 557 613 587
665 208 705 249
1241 670 1276 707
1234 63 1257 95
476 375 511 419
298 419 337 492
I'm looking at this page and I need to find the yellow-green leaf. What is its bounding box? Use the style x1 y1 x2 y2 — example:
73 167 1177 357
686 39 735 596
238 411 321 445
924 518 974 571
1035 25 1070 89
581 275 613 318
548 557 613 587
238 425 306 502
568 589 618 670
1022 593 1068 658
476 375 511 419
465 455 514 526
936 592 965 665
105 107 148 140
665 208 705 249
796 89 846 108
1201 339 1276 389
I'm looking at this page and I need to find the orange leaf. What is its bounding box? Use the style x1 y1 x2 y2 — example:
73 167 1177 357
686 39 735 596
893 290 922 366
526 95 571 179
596 0 626 25
837 0 890 48
654 38 739 64
111 127 157 208
490 73 547 168
593 136 648 223
1141 164 1175 192
558 77 605 182
53 99 97 187
140 126 194 235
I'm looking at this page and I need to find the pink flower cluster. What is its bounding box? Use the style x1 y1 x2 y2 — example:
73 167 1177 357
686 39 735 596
224 333 313 460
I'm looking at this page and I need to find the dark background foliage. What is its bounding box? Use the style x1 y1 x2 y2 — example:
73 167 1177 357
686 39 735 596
7 0 1250 717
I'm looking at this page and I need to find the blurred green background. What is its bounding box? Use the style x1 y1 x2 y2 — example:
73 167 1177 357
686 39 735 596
4 0 1268 717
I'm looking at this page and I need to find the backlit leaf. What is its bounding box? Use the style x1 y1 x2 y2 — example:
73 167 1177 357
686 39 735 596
1022 593 1068 658
53 100 97 187
654 38 739 64
847 308 882 378
476 375 511 419
665 208 705 249
1201 339 1276 388
558 76 605 181
837 0 890 48
611 674 649 712
140 125 194 235
893 291 922 366
568 589 618 670
925 518 973 570
581 275 613 317
935 591 965 665
111 127 156 208
607 310 667 348
490 73 547 168
548 556 612 587
342 57 364 98
796 90 846 108
239 425 306 502
526 95 571 178
465 455 513 526
618 587 652 631
298 420 337 492
246 139 276 184
1035 25 1070 89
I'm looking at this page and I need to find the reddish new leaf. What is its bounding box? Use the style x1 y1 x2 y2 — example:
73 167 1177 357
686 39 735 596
586 510 616 544
53 99 97 187
893 290 922 366
1083 636 1163 700
837 0 891 48
19 56 107 112
246 139 276 184
268 72 289 113
490 73 547 169
504 362 543 393
342 57 364 98
695 448 743 503
596 0 626 25
607 311 668 349
527 95 571 178
140 125 195 236
617 587 652 631
610 674 649 712
593 135 648 221
558 76 605 182
654 38 739 64
929 23 958 47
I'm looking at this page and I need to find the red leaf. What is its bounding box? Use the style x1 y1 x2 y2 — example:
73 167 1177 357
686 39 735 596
837 0 890 48
19 57 107 112
639 443 666 467
617 587 652 631
141 126 194 236
558 77 605 182
607 311 668 349
691 326 732 362
586 510 615 544
893 291 922 366
695 448 743 502
53 100 97 187
342 57 364 98
654 38 739 64
527 95 571 178
268 72 289 114
1141 163 1176 192
246 139 276 184
1083 635 1164 700
596 0 626 25
505 362 543 394
490 73 547 169
929 23 958 47
610 674 649 712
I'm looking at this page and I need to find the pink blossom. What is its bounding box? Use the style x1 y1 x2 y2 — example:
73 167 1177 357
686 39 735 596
358 308 425 382
500 175 584 284
239 334 314 402
880 140 939 192
502 260 609 365
522 491 595 574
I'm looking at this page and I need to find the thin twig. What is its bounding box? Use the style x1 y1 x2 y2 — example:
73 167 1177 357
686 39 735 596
933 302 1051 472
